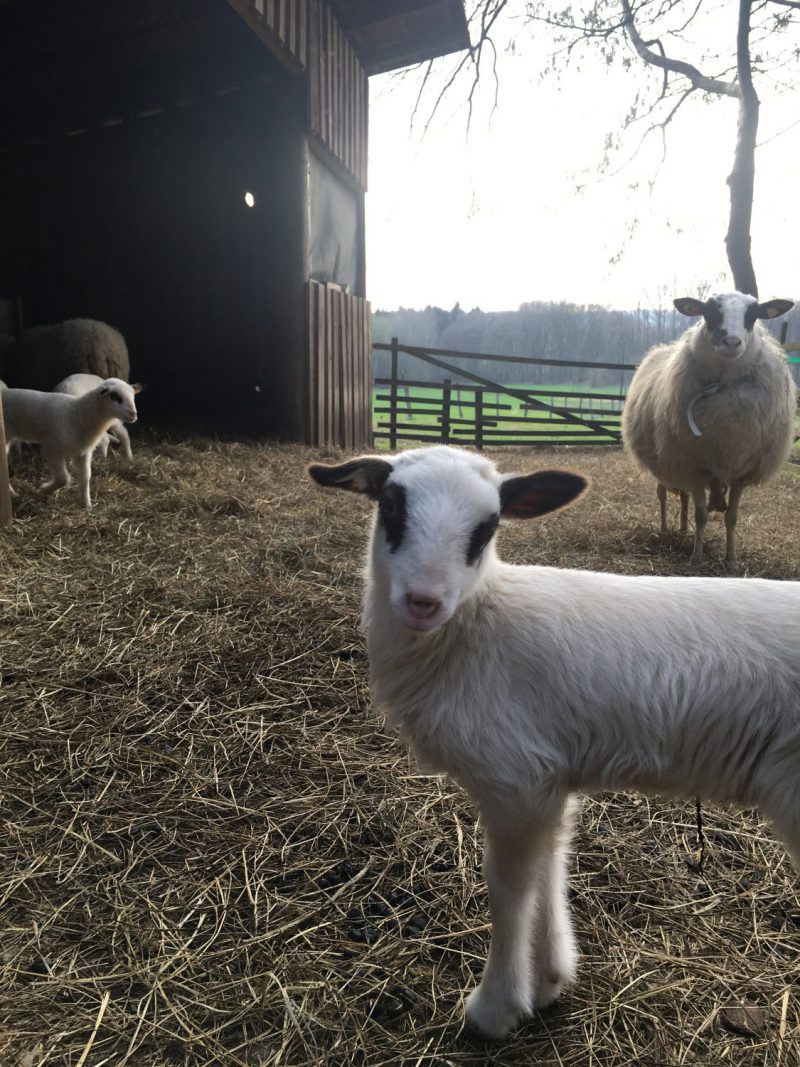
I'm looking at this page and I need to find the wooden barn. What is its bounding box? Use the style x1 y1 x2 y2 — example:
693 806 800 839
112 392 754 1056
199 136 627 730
0 0 469 446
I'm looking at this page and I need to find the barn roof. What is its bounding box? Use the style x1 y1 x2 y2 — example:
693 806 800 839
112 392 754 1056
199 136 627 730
330 0 470 75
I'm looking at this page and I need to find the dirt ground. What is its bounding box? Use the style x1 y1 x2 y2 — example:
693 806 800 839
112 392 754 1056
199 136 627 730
1 438 799 1066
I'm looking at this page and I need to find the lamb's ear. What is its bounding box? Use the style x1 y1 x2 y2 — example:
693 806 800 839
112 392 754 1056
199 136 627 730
308 457 393 498
131 382 146 394
674 297 707 317
756 299 794 320
500 470 588 520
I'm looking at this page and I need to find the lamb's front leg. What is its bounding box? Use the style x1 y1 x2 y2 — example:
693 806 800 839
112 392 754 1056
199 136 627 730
74 450 93 510
465 808 571 1040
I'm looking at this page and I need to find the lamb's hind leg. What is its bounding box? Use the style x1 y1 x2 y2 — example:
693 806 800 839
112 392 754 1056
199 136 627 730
532 796 579 1009
39 451 71 496
465 806 571 1040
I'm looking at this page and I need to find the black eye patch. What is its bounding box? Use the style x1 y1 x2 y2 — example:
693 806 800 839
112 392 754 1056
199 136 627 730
378 482 407 552
466 513 499 565
703 299 723 334
743 302 758 330
107 390 121 403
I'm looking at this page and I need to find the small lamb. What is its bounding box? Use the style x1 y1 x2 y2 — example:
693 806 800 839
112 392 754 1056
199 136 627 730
622 291 797 567
53 373 136 460
309 445 800 1040
2 378 142 509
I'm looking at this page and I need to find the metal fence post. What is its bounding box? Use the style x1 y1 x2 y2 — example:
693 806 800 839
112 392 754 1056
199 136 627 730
475 388 484 451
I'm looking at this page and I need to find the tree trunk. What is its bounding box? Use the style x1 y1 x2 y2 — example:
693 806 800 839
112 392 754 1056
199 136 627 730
725 0 759 297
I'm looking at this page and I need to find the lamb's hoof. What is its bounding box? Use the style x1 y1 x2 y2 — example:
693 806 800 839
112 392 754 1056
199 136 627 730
465 986 526 1040
534 970 573 1009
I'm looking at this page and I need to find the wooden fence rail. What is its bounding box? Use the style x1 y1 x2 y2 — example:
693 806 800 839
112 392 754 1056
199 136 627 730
373 339 634 449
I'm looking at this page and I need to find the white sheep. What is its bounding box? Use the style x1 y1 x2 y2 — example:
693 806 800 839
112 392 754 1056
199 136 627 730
622 291 797 567
0 318 130 391
53 373 136 460
309 444 800 1040
2 379 141 509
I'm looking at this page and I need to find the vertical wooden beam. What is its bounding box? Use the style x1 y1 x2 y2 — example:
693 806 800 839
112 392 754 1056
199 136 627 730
389 337 399 451
441 378 452 444
475 388 484 451
0 391 13 525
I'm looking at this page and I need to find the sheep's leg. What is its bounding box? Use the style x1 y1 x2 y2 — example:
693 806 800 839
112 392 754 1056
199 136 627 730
724 482 745 570
39 452 71 496
465 809 565 1040
689 484 709 563
532 796 579 1009
656 484 668 534
74 450 93 510
95 432 110 459
108 422 132 460
708 477 728 513
679 491 689 534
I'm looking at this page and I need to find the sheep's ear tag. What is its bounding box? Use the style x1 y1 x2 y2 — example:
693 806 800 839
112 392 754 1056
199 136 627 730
500 471 588 520
307 457 392 498
674 298 706 317
757 299 794 320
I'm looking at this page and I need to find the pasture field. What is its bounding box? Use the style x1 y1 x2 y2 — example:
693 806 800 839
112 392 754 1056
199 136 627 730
1 438 799 1066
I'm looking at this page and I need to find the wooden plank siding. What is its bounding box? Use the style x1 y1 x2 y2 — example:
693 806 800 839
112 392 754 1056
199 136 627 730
308 281 371 448
232 0 368 184
307 0 369 188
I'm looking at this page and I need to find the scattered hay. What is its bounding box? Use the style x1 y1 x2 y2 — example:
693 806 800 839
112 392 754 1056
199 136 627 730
1 439 799 1066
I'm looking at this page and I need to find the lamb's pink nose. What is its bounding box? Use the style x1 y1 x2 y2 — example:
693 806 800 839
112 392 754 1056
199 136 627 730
406 593 441 620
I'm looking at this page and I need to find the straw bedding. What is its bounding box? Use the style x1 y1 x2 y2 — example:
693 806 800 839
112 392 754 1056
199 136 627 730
1 438 799 1066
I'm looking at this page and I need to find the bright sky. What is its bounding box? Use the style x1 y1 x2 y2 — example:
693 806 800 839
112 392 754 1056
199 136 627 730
365 1 800 313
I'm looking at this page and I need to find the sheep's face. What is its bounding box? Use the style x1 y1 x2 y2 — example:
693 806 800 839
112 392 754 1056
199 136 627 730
97 379 143 424
309 446 587 633
674 292 794 360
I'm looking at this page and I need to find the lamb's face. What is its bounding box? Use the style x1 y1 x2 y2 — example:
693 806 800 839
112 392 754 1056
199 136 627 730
371 448 502 631
97 379 143 424
309 445 588 634
674 292 794 360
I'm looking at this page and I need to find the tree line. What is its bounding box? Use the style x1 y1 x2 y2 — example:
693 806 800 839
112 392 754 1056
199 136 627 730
372 300 800 389
372 301 686 388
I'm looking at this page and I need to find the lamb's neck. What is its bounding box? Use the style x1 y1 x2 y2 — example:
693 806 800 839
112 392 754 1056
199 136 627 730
73 394 115 449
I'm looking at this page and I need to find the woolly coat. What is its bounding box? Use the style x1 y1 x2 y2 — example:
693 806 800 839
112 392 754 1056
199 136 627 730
0 319 130 391
622 323 796 492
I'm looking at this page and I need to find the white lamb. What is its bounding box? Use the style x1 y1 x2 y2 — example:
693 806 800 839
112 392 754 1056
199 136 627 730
622 291 797 567
2 378 141 509
53 373 136 460
309 445 800 1040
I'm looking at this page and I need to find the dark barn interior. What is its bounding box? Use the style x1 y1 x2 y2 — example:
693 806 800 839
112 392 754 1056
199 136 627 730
0 0 469 443
0 0 308 435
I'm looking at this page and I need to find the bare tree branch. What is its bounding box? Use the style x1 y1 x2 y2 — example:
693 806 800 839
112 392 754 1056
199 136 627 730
621 0 738 96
